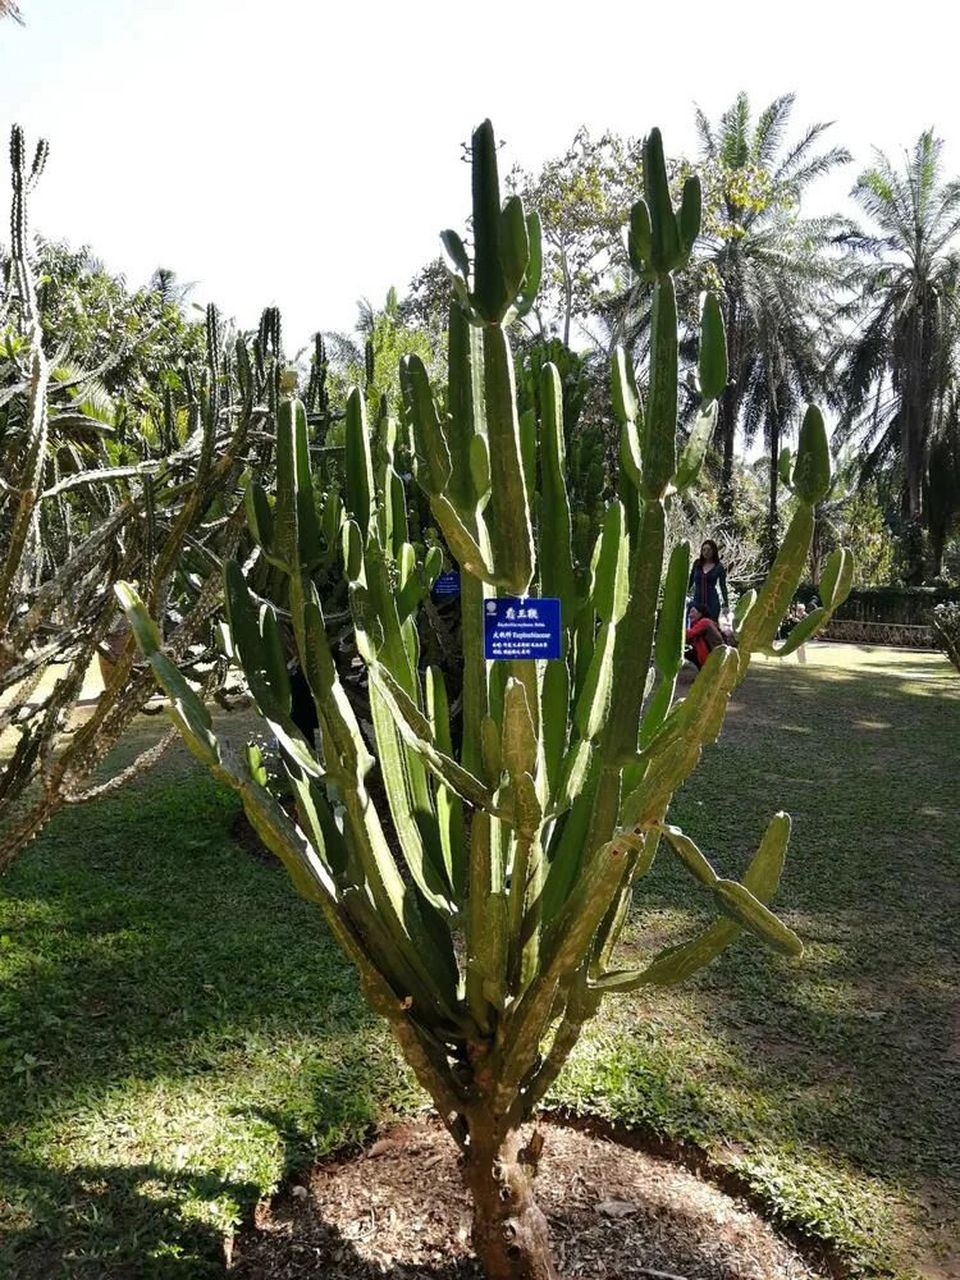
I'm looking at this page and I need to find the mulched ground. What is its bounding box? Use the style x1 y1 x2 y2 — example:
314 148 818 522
229 1118 825 1279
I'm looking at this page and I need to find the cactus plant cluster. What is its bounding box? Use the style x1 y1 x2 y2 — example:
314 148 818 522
121 121 852 1280
933 600 960 671
0 126 277 866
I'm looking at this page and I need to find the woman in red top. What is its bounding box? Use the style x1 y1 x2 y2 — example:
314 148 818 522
685 603 725 669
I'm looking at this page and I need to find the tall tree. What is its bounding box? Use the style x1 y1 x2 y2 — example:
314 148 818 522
508 128 644 346
694 92 849 534
832 130 960 582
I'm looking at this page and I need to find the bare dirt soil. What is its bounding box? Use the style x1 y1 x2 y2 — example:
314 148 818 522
230 1118 826 1280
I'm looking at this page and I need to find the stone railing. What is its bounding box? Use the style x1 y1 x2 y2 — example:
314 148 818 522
820 619 935 648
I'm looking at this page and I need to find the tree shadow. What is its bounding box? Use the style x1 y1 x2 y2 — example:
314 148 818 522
0 767 395 1277
623 647 960 1202
1 1152 254 1278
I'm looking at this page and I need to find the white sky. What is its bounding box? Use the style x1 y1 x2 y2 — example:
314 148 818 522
2 0 958 351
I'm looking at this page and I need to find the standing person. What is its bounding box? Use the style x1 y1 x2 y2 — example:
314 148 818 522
689 539 729 623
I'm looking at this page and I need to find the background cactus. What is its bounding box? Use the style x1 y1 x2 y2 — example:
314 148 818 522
120 120 852 1280
0 126 273 866
932 600 960 671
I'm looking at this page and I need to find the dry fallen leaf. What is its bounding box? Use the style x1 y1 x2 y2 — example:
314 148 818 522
597 1197 636 1218
366 1138 399 1159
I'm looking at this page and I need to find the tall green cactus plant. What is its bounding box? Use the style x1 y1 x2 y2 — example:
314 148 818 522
0 126 273 866
120 121 852 1280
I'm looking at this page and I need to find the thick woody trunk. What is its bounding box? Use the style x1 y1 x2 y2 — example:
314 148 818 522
463 1128 557 1280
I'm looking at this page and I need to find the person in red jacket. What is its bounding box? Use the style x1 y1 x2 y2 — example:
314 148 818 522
685 603 725 669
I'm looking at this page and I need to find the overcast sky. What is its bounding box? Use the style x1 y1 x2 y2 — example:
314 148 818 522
2 0 958 350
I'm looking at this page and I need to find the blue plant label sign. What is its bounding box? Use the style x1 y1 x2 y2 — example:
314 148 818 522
432 570 461 598
483 597 562 661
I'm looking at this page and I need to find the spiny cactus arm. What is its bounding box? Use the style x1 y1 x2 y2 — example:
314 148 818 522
504 971 601 1128
367 661 499 812
639 540 691 748
482 324 535 595
236 757 467 1065
501 676 544 990
738 503 814 655
698 291 728 403
761 546 854 659
642 278 678 498
819 546 855 614
117 583 221 762
0 665 46 736
582 134 699 868
512 211 543 322
367 674 456 916
541 750 599 917
8 126 49 327
538 361 578 622
736 407 853 670
223 560 326 778
655 822 801 954
446 304 487 514
119 579 465 1032
0 349 50 624
470 120 510 324
493 832 634 1109
426 665 467 900
401 356 497 585
465 808 507 1031
585 499 665 857
620 645 740 830
592 812 796 992
674 402 716 492
395 543 443 623
344 389 375 539
62 728 180 804
590 828 662 976
541 658 571 802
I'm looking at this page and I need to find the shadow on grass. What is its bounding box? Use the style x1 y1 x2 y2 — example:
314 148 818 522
1 1152 252 1279
617 652 960 1202
0 766 402 1277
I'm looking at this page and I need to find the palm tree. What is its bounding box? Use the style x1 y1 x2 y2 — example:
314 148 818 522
832 130 960 583
694 93 850 539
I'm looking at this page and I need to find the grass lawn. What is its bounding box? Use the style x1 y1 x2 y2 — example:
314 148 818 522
1 644 957 1278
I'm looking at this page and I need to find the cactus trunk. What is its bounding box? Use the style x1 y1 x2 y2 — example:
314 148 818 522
464 1126 557 1280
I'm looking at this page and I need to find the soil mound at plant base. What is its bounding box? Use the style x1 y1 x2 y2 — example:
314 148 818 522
230 1119 824 1279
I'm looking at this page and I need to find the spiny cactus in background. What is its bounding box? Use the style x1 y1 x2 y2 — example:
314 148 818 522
121 121 853 1280
515 339 610 571
933 602 960 672
0 126 274 867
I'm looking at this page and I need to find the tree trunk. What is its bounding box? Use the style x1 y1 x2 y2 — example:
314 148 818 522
931 537 944 580
463 1128 557 1280
716 290 741 525
765 416 781 570
718 384 739 523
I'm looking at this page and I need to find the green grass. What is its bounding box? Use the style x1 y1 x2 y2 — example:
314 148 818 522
0 751 418 1277
554 645 960 1278
1 645 957 1277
